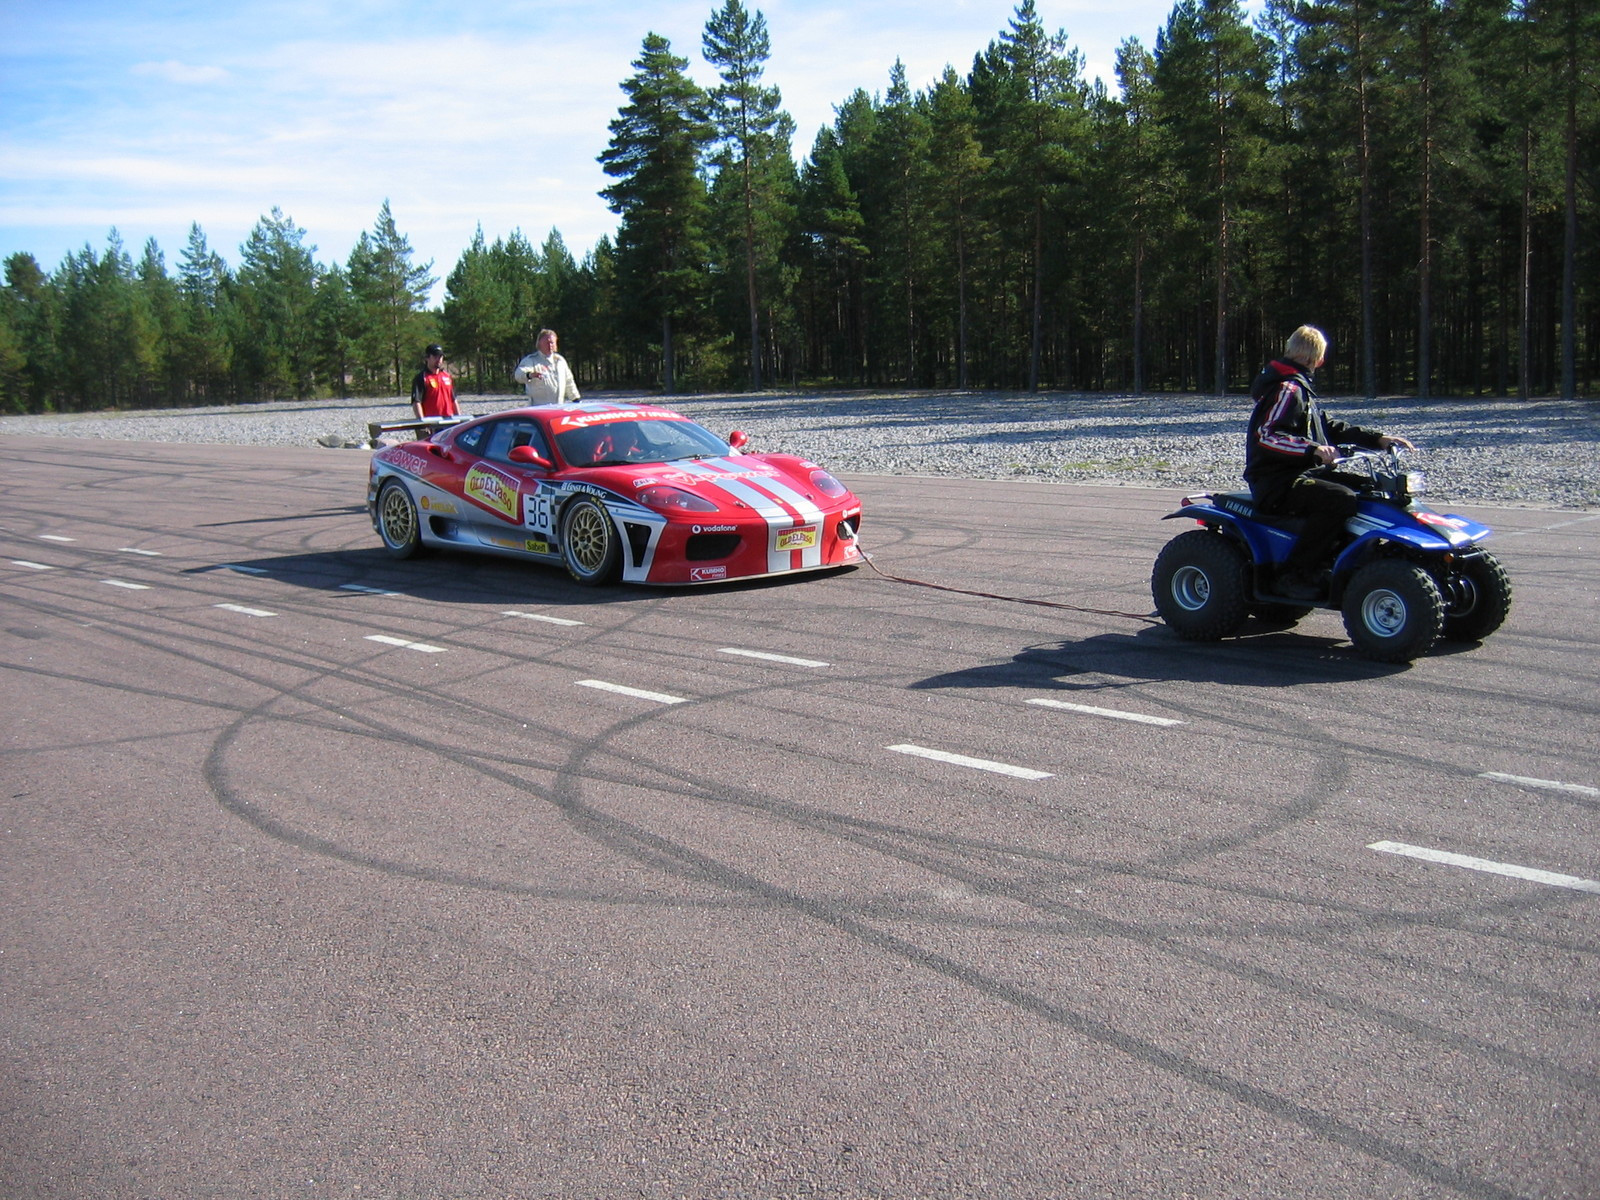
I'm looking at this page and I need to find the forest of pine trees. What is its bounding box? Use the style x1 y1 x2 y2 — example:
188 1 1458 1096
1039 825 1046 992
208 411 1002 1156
1 0 1594 412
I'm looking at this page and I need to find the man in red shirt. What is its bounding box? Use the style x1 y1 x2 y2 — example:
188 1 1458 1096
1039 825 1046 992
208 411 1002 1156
410 344 458 420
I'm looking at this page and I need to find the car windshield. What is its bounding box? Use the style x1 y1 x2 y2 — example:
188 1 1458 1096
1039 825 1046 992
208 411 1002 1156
554 418 730 467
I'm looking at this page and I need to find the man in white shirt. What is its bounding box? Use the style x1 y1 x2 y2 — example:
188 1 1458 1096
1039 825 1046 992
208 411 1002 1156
513 329 581 404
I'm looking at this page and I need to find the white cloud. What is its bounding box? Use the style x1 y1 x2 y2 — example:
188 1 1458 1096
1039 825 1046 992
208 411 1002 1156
129 60 230 85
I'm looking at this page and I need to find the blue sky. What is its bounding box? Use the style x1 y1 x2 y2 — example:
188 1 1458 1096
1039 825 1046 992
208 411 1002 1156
2 0 1249 304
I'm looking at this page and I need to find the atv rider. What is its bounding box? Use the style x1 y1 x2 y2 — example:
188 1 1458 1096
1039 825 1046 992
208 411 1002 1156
1245 326 1414 600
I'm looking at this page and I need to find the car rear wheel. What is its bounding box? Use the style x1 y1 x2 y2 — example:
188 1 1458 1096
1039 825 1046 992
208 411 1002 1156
560 497 621 586
377 480 423 559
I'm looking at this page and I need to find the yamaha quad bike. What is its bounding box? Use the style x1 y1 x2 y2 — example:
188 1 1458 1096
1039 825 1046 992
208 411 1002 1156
1151 449 1511 663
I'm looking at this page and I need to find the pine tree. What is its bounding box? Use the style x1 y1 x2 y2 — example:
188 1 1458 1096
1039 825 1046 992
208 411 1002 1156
972 0 1087 391
1108 38 1175 393
1155 0 1273 395
3 253 59 412
703 0 796 389
866 62 933 385
137 238 183 404
924 67 992 388
442 226 513 392
795 121 869 382
236 209 319 400
348 200 435 394
599 33 715 393
177 224 232 402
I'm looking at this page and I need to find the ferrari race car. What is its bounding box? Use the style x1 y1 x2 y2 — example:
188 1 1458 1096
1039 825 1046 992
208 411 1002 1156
366 401 863 586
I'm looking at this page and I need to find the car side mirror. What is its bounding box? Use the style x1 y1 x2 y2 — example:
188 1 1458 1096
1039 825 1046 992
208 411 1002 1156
728 430 750 452
508 445 553 469
427 443 452 461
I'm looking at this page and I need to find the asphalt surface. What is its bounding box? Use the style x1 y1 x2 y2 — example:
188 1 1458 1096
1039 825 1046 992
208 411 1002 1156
2 437 1596 1200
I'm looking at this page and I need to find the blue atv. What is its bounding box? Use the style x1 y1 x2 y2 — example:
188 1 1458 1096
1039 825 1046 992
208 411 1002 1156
1151 449 1512 663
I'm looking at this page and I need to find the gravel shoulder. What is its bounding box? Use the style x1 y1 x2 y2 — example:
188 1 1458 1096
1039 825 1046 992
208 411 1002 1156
4 388 1596 509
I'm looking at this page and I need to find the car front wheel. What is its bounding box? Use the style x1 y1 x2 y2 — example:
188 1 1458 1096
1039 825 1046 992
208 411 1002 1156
560 497 621 586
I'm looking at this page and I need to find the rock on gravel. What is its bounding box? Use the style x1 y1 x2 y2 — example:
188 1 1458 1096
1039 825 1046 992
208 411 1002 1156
3 389 1596 509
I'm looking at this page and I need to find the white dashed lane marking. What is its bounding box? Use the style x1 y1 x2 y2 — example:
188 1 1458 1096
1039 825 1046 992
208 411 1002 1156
576 680 687 705
1027 697 1183 726
1370 841 1600 895
887 744 1053 781
1479 771 1598 799
341 584 400 596
505 610 585 627
215 603 277 617
101 580 151 590
120 548 162 556
12 561 53 570
220 564 269 575
719 647 829 668
364 635 446 653
38 535 74 543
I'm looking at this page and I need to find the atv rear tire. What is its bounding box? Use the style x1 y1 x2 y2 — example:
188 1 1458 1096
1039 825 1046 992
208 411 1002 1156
1152 529 1249 641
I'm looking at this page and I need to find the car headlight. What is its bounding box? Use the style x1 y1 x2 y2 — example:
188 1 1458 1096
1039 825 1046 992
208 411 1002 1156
809 469 849 499
637 484 719 513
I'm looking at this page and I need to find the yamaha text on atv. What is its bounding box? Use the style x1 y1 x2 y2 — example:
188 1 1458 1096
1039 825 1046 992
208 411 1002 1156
1151 449 1511 663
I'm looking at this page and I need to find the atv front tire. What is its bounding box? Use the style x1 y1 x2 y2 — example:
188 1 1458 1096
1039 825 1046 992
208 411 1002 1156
1342 559 1443 662
1439 551 1512 642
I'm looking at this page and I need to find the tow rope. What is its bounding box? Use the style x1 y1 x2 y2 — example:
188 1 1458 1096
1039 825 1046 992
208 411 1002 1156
856 544 1162 626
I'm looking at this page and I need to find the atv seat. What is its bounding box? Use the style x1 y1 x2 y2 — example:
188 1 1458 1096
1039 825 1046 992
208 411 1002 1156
1213 492 1307 534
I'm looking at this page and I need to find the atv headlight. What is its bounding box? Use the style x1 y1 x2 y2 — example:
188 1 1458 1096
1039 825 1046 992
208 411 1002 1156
1404 471 1426 496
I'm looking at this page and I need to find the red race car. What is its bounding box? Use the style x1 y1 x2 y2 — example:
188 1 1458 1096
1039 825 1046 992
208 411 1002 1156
366 402 863 586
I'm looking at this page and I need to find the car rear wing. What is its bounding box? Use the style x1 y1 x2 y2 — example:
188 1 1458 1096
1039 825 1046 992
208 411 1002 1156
367 416 465 445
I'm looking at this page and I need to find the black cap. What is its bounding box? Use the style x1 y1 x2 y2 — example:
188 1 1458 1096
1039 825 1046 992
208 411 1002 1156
425 344 444 356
